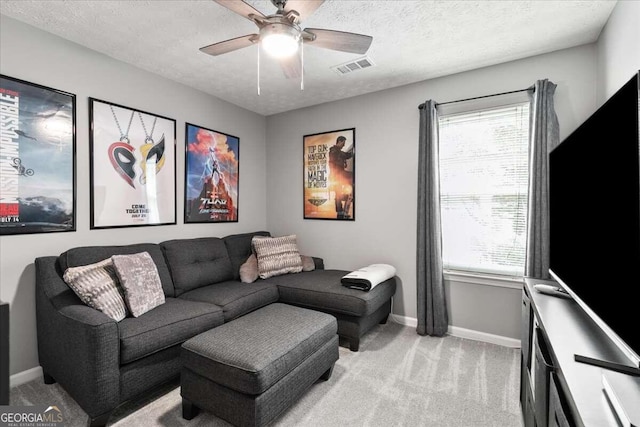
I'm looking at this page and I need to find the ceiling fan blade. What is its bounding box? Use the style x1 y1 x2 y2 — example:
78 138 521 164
283 0 325 22
212 0 265 22
303 28 372 54
279 55 302 79
200 34 258 56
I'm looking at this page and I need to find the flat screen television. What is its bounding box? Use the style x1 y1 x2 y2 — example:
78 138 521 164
549 71 640 374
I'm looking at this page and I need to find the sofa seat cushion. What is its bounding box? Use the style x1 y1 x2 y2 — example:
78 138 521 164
118 298 224 364
265 269 396 317
160 238 234 296
178 280 279 321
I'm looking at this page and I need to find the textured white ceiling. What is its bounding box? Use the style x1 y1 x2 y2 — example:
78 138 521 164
0 0 617 116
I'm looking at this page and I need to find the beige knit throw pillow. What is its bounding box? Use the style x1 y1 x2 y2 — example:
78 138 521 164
63 258 129 321
252 235 303 279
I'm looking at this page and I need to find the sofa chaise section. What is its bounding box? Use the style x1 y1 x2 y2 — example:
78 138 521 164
265 269 396 351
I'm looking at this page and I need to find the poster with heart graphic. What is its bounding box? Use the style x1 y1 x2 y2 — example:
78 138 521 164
89 98 176 229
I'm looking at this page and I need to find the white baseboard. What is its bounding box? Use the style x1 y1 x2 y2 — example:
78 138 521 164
448 325 521 348
390 313 418 328
10 366 42 388
390 313 521 348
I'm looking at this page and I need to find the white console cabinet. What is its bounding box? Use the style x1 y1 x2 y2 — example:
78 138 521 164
520 278 639 427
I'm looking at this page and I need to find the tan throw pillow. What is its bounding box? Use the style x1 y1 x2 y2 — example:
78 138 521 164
252 235 303 279
63 258 129 321
111 252 165 317
301 255 316 272
239 254 259 283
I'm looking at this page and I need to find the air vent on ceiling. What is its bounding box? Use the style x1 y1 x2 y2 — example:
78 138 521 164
331 57 375 75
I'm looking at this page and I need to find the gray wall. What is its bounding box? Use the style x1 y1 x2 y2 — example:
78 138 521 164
596 0 640 105
0 16 267 376
265 44 598 340
2 0 637 378
263 0 638 341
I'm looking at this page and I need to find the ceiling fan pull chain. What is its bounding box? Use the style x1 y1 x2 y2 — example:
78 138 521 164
257 45 261 96
300 39 304 91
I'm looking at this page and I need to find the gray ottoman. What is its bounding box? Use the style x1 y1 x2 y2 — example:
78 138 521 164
180 303 339 426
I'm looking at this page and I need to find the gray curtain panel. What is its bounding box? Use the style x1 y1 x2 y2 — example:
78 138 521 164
417 100 448 336
526 80 559 280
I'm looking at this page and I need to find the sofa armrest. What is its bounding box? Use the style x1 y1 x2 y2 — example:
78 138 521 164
312 257 325 270
57 303 117 327
35 257 120 419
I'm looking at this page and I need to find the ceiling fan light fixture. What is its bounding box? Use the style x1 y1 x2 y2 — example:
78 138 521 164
260 22 300 58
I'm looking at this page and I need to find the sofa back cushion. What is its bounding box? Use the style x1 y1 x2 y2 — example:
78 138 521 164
59 243 175 297
160 237 234 296
223 231 271 280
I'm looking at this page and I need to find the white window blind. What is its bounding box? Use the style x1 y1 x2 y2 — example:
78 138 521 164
438 102 530 276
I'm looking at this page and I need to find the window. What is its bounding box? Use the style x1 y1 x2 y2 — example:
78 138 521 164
438 98 530 277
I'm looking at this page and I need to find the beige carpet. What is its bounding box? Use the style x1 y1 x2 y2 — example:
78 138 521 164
10 322 522 427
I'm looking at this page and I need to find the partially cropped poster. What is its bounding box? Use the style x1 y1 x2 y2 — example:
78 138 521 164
0 75 76 235
89 98 176 229
184 123 239 223
303 128 355 220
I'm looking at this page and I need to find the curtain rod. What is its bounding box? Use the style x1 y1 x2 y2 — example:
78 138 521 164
418 86 535 110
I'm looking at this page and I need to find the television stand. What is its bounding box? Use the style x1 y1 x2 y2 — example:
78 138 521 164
575 354 640 376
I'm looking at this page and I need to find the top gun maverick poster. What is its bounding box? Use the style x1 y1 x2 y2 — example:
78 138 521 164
0 75 76 235
303 128 355 220
185 123 239 223
90 98 176 229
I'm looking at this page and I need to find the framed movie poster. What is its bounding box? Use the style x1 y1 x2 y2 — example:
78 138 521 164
89 98 176 229
303 128 355 220
0 75 76 235
184 123 239 223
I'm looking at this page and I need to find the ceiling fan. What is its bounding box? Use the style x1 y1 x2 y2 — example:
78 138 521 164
200 0 373 81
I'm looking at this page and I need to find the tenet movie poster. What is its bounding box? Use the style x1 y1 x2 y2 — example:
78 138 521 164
303 128 355 220
184 123 239 223
0 75 75 235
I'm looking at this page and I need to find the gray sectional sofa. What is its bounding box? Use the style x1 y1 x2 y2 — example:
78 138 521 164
34 231 396 426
